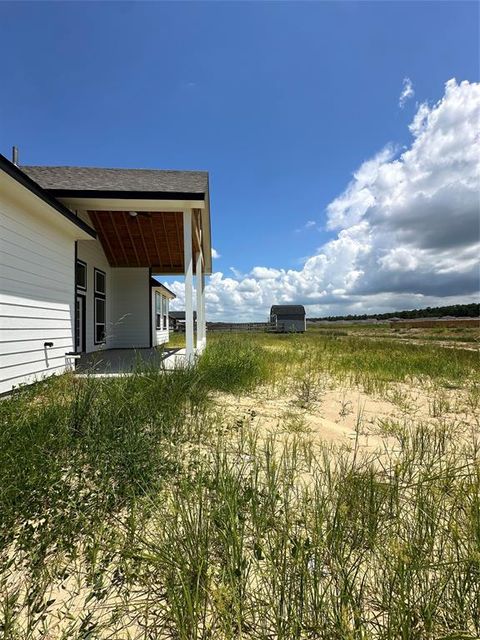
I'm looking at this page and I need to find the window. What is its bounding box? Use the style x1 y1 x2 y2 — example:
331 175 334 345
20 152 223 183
76 260 87 291
94 268 106 296
155 292 162 330
163 297 168 330
94 268 106 344
155 293 169 331
95 297 106 344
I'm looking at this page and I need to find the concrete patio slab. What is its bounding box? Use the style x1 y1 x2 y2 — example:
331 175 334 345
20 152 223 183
75 347 189 377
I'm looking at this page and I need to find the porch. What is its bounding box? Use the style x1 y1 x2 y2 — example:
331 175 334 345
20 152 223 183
75 347 189 376
23 165 212 364
85 207 209 362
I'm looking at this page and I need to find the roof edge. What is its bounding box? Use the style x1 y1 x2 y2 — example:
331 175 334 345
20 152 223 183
271 305 306 313
0 155 97 238
150 279 176 299
46 189 206 200
24 164 209 174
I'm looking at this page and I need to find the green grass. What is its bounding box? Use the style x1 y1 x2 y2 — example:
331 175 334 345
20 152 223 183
165 331 186 349
308 321 480 343
196 331 478 393
0 332 479 638
198 334 272 393
0 366 205 558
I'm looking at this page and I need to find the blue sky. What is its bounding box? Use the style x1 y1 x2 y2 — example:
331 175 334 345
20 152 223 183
0 2 478 319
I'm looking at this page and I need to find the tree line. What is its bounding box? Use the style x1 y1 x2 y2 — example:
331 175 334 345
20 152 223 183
308 303 480 322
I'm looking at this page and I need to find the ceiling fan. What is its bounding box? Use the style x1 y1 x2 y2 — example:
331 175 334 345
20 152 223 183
128 211 151 218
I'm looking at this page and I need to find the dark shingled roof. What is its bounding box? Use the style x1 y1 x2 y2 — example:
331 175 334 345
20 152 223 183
169 311 197 321
270 305 306 316
21 165 209 196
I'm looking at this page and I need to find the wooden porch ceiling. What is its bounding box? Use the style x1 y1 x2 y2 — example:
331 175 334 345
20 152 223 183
88 210 201 274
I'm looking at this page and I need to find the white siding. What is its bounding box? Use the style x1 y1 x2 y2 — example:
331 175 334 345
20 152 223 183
155 329 169 345
110 268 150 348
0 191 76 394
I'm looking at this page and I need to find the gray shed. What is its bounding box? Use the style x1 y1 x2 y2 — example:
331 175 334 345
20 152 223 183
169 310 197 331
270 305 306 333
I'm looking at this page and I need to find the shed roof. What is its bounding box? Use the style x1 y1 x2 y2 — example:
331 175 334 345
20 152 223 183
169 310 197 320
21 165 209 198
270 305 306 316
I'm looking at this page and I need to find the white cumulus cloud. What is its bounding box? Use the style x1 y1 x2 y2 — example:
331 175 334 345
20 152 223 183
170 79 480 321
399 77 415 108
211 248 221 259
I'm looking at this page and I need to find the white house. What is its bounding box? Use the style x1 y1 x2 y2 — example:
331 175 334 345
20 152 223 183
0 153 212 395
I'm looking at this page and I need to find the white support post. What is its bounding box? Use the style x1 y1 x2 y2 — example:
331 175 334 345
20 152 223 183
200 270 206 349
196 250 204 353
183 209 194 362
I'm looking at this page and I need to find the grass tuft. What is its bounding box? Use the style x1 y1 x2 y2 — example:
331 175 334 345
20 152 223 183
198 335 272 393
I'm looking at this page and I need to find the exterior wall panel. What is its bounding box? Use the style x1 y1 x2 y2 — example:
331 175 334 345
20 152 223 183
155 328 169 345
110 268 150 348
0 191 76 394
276 318 306 332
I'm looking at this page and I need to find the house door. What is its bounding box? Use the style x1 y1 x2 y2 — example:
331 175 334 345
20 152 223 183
75 294 85 352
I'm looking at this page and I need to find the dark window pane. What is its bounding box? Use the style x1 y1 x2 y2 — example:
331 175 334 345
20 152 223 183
96 298 105 323
76 261 86 289
75 300 80 339
96 324 105 343
95 270 106 294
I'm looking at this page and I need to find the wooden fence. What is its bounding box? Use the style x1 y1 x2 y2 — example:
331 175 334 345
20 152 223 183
206 322 275 333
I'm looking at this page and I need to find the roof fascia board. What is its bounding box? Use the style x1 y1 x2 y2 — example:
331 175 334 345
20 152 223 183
48 189 205 200
199 173 212 275
59 197 205 211
200 206 212 275
151 284 176 299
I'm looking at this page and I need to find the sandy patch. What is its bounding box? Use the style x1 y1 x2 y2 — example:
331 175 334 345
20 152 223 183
213 378 478 454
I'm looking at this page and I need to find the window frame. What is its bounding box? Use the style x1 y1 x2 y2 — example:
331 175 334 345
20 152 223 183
94 296 106 345
94 268 106 345
154 292 170 331
76 259 87 292
163 297 168 330
94 268 106 296
155 292 162 330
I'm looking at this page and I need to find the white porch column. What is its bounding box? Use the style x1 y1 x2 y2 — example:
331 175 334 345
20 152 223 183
200 270 206 349
196 250 204 353
183 209 194 361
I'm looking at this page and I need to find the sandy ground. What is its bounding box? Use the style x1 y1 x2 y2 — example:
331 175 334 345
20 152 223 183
213 377 477 454
351 334 479 351
7 374 478 637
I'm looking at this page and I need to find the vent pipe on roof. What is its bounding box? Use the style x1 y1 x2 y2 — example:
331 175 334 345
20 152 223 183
12 146 19 166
